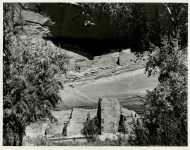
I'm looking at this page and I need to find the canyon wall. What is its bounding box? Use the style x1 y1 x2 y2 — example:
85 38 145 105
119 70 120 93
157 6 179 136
14 5 158 144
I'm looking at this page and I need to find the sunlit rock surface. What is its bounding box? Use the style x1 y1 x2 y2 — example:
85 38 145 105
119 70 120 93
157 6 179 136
97 98 121 134
24 110 72 138
24 98 141 142
66 108 97 137
58 67 158 114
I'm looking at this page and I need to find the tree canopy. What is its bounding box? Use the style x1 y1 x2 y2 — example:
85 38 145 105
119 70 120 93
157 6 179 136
3 3 68 145
78 3 187 51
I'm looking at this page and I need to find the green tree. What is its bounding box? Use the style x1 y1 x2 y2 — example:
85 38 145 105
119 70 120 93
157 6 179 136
128 3 187 146
162 4 187 41
78 3 187 52
81 117 100 142
78 3 150 52
129 38 187 146
3 3 68 145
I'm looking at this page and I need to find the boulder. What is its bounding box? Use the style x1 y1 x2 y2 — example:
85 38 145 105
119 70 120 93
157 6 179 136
97 98 121 134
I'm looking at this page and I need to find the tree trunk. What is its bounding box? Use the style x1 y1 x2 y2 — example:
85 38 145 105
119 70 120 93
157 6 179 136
18 132 23 146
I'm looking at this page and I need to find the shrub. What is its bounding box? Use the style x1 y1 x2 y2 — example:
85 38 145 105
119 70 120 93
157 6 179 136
129 38 187 146
81 117 100 142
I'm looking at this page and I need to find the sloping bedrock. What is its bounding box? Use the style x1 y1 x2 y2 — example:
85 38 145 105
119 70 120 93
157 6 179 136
58 68 158 114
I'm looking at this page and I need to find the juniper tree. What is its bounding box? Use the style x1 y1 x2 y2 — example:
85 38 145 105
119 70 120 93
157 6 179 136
3 3 68 145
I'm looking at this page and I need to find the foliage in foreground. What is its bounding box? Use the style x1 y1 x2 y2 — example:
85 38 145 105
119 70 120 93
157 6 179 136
129 38 187 146
3 4 68 145
81 117 100 142
80 116 129 145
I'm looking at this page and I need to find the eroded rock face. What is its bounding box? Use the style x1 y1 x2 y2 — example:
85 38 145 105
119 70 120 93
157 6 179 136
97 98 121 134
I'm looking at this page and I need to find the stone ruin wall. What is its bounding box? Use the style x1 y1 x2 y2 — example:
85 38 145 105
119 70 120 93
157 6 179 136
97 98 140 135
66 108 97 137
24 110 72 139
67 49 149 73
62 98 140 136
97 98 121 134
24 97 140 142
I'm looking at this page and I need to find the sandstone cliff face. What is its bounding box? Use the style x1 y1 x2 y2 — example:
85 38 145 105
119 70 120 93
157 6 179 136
58 67 158 113
56 46 158 114
65 48 148 74
13 4 88 66
18 5 158 143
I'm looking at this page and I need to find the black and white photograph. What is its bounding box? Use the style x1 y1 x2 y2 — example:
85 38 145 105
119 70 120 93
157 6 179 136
3 2 188 146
